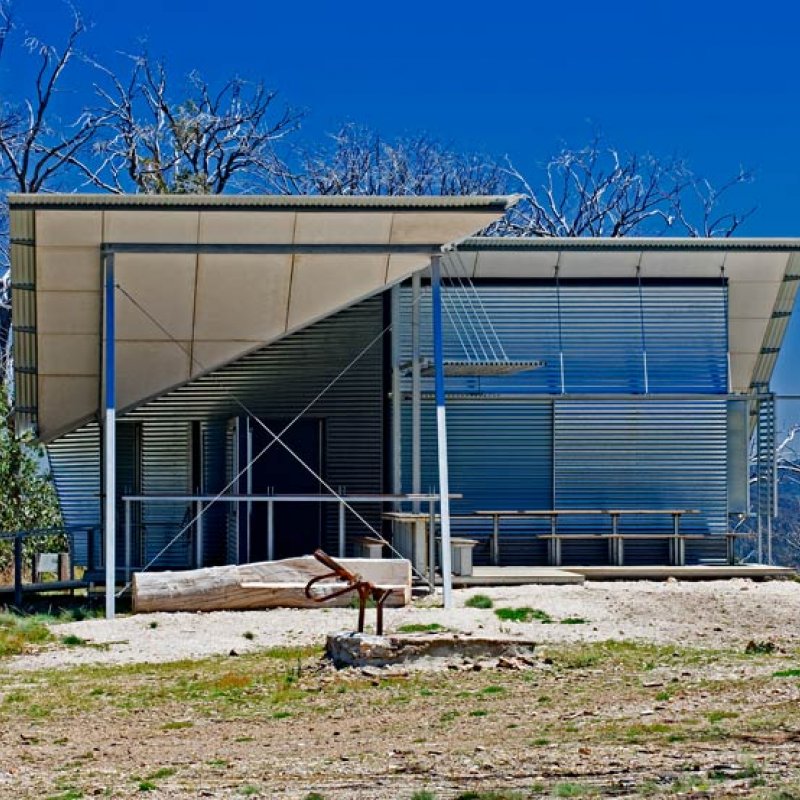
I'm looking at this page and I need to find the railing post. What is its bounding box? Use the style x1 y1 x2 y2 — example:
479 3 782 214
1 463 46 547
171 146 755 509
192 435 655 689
338 500 346 558
428 498 436 594
195 500 203 568
124 499 131 583
87 527 95 572
267 499 274 561
13 534 23 608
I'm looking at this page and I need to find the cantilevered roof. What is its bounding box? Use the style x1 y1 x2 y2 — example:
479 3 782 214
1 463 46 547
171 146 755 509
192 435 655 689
10 194 515 441
454 237 800 395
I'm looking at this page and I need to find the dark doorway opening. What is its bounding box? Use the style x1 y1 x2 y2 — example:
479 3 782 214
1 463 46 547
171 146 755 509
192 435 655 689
242 418 324 561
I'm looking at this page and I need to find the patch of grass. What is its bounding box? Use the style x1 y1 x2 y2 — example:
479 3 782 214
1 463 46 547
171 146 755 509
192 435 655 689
480 685 506 695
0 612 53 656
304 794 325 800
397 623 446 633
272 710 292 719
239 787 260 797
146 767 176 780
469 709 488 717
45 790 83 800
553 783 595 798
411 792 437 800
773 668 800 678
494 606 552 624
706 710 739 723
243 631 255 640
61 634 88 647
161 720 193 730
465 594 493 609
439 710 459 723
560 617 588 625
137 780 157 792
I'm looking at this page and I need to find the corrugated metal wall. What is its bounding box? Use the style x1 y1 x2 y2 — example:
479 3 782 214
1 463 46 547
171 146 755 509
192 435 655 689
398 281 729 566
48 297 386 567
553 400 728 564
402 400 554 565
399 283 727 395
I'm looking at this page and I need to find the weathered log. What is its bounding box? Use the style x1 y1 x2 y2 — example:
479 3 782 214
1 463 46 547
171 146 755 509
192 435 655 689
132 556 412 613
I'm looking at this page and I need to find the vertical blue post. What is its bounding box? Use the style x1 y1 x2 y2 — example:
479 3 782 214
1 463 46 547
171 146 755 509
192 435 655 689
430 255 453 608
103 252 116 619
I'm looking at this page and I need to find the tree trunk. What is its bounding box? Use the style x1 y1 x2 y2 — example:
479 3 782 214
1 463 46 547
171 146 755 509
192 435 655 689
132 556 411 613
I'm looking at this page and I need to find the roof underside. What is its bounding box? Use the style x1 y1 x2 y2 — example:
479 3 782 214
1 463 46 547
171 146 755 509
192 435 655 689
9 198 798 443
9 195 513 441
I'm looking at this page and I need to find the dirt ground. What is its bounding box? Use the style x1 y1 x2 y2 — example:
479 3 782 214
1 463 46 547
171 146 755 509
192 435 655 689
2 579 800 799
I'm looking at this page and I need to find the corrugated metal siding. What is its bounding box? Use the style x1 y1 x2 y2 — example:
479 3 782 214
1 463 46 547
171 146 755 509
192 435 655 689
402 400 553 565
399 283 727 395
553 400 728 564
47 424 100 566
139 421 192 568
125 297 385 561
201 420 229 566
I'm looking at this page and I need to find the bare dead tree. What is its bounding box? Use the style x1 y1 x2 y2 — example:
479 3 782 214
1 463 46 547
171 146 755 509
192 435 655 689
287 123 507 196
492 135 756 238
80 55 302 194
0 7 99 194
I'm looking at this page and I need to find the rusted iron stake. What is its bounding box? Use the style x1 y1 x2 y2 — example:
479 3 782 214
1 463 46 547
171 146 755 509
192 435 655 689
304 549 392 635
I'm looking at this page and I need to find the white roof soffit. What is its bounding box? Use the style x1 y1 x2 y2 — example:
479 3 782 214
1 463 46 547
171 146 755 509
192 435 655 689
10 194 516 442
455 237 800 396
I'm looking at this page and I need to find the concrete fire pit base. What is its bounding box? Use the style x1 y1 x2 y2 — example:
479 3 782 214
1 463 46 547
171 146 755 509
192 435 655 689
325 631 537 669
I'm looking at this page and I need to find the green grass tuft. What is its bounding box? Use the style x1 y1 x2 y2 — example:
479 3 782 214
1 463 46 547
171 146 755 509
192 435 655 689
465 594 493 609
397 623 446 633
560 617 588 625
495 606 552 624
61 634 87 647
0 612 53 657
773 668 800 678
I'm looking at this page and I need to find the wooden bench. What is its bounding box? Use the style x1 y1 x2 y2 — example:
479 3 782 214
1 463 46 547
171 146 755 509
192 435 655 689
473 509 702 566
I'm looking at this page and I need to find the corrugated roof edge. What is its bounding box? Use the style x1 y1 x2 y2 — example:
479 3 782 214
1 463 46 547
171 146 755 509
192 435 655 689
7 193 519 211
460 236 800 251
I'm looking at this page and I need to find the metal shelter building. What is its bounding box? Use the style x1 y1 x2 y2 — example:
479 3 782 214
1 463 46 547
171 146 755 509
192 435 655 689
8 194 800 613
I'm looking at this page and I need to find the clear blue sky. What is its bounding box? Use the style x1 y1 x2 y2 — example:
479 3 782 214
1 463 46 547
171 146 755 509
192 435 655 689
4 0 800 392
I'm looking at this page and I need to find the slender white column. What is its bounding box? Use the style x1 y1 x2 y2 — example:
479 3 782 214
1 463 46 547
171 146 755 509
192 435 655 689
430 255 453 609
102 253 116 619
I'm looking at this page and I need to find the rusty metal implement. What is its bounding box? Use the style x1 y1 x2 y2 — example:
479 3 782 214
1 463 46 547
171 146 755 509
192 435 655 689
304 549 393 635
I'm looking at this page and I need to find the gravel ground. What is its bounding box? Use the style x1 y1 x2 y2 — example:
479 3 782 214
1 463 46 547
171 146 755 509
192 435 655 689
10 578 800 671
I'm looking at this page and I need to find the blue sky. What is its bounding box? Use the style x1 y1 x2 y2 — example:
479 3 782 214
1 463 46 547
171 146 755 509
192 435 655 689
4 0 799 392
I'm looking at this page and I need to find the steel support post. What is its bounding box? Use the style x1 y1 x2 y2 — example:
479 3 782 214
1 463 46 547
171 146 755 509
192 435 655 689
411 271 422 511
103 252 117 619
430 255 453 609
390 286 402 505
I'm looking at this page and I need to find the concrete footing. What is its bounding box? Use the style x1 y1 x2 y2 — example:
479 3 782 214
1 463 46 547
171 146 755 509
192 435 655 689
325 631 537 669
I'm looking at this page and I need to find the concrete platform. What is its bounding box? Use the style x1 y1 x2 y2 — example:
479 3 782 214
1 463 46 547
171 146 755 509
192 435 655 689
569 564 796 581
449 564 795 586
452 567 585 586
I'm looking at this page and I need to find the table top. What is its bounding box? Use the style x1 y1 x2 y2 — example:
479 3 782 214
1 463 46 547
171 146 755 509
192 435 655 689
474 509 700 517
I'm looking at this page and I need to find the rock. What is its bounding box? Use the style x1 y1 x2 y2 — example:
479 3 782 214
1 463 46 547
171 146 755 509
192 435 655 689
325 631 537 669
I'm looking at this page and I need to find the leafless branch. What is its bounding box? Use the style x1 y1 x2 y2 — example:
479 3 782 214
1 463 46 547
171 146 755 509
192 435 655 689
489 134 755 238
290 123 507 197
82 53 303 194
